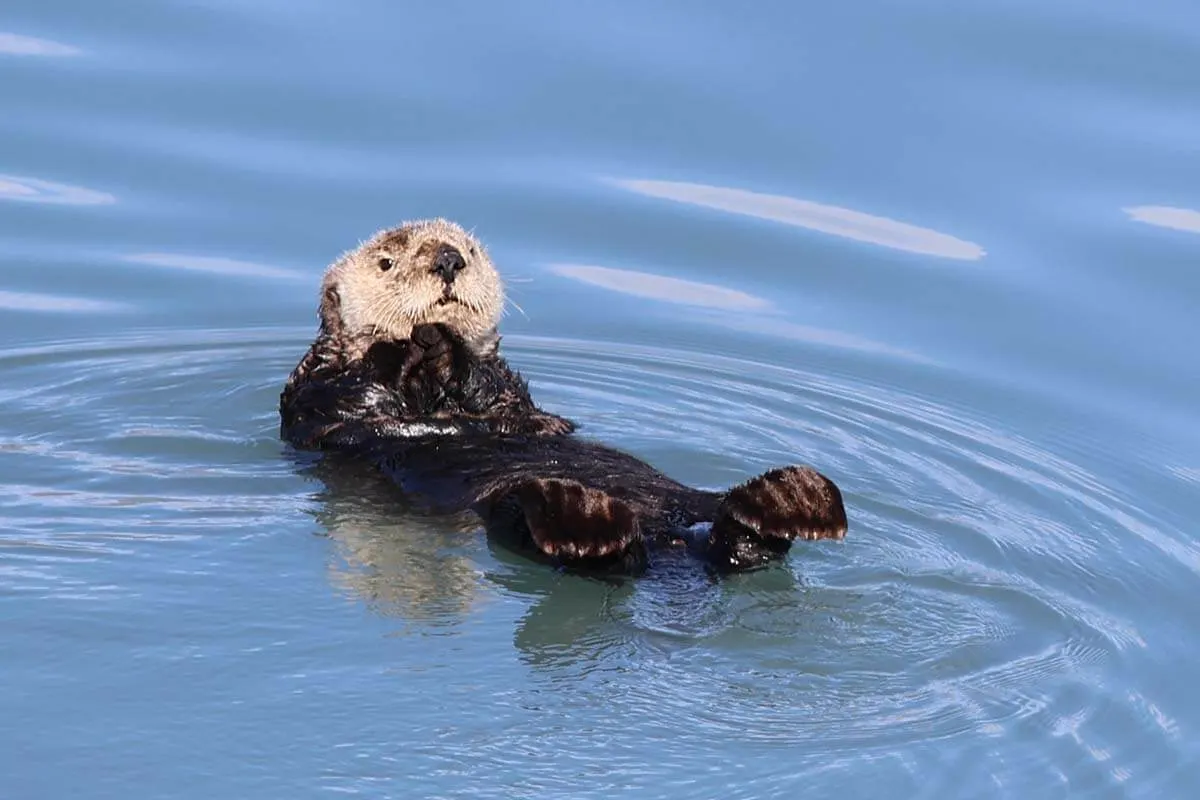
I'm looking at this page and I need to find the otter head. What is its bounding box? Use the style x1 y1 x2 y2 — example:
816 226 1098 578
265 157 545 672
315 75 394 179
318 218 503 358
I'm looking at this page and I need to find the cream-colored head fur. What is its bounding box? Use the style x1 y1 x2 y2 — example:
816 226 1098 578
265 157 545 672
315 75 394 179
318 218 503 358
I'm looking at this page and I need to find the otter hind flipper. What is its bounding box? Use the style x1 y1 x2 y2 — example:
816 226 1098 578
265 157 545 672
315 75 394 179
706 466 847 573
502 478 647 573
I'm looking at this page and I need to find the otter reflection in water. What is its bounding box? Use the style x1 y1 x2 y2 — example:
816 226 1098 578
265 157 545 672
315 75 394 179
280 218 847 575
309 456 779 667
308 459 488 622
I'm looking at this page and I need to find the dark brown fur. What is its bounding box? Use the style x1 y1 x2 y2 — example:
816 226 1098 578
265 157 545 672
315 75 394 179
280 308 573 450
280 221 848 575
282 319 847 574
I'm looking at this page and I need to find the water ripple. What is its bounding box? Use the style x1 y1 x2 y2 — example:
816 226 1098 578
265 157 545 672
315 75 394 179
0 326 1187 793
124 253 305 281
613 178 986 260
549 263 770 311
0 174 115 206
0 32 81 57
1125 204 1200 235
0 328 306 596
547 263 930 362
290 330 1188 792
0 290 127 313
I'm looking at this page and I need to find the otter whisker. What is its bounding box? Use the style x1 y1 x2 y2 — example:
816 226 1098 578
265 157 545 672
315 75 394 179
364 292 415 339
504 296 529 320
281 216 849 579
361 294 403 337
384 292 421 326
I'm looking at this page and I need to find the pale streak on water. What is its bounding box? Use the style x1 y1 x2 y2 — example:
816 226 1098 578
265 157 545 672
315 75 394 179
0 174 116 206
0 31 81 57
2 1 1199 798
1124 205 1200 235
611 178 988 261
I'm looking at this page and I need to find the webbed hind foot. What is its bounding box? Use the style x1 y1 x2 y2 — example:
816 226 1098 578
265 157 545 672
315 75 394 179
504 478 647 573
706 465 847 573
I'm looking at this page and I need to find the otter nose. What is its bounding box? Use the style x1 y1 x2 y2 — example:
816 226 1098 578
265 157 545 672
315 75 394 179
432 244 466 283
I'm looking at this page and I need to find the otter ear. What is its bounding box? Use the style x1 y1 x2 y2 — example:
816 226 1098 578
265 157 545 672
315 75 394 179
319 286 343 336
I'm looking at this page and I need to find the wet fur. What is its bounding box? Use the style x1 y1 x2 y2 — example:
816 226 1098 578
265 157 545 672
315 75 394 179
280 219 848 574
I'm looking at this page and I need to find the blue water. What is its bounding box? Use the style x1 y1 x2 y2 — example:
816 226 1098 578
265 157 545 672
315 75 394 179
3 1 1199 797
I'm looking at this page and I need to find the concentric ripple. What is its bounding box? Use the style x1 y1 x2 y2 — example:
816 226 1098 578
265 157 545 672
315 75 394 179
0 328 307 599
0 327 1189 796
485 335 1189 794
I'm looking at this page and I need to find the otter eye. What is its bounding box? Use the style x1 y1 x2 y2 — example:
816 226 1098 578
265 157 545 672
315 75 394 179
377 257 393 272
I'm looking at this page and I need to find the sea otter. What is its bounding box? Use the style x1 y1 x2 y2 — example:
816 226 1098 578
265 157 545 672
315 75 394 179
280 218 847 574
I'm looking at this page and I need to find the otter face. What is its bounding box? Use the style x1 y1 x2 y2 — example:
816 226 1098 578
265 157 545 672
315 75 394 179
320 218 503 355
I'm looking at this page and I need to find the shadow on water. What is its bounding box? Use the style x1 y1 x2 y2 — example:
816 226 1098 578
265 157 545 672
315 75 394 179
299 451 796 668
301 455 489 623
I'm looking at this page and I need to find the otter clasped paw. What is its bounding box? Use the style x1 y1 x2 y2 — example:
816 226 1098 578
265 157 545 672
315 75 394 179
513 478 647 572
281 218 852 578
394 322 470 411
706 465 847 573
361 325 459 389
405 323 463 380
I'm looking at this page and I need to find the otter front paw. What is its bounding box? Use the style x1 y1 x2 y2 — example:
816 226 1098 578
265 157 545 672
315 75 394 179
395 323 468 411
707 466 847 573
513 478 646 571
406 323 462 381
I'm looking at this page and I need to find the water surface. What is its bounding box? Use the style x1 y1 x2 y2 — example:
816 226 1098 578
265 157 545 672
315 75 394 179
3 1 1199 797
